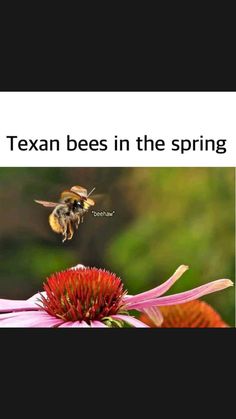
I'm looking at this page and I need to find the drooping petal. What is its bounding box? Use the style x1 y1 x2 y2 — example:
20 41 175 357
58 322 74 327
0 311 63 327
0 312 30 320
124 265 189 307
111 314 150 328
90 321 108 328
141 307 164 326
0 298 40 313
127 279 233 310
71 321 91 327
27 292 46 302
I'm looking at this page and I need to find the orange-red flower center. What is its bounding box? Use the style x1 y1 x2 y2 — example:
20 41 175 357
40 268 126 322
140 300 228 328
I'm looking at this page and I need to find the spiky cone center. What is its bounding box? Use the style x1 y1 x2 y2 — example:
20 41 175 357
40 268 126 323
140 300 228 328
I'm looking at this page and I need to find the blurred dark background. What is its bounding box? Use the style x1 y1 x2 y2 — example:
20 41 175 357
0 167 234 325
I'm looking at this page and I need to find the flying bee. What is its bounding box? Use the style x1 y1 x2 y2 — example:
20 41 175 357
35 185 95 242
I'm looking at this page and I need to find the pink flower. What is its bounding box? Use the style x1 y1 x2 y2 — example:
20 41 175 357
0 265 233 327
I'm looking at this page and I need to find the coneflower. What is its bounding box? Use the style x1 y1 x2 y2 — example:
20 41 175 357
140 300 229 328
0 265 233 327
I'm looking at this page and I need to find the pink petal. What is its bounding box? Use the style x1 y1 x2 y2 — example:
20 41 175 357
0 311 63 327
0 298 40 313
124 265 189 307
141 307 163 326
0 311 32 320
27 292 46 303
90 321 108 328
70 321 91 327
58 322 74 327
70 264 85 270
111 314 149 328
60 320 107 328
127 279 233 310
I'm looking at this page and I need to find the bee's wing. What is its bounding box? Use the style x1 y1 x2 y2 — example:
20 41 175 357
70 185 88 198
90 193 110 207
34 200 59 208
90 193 106 201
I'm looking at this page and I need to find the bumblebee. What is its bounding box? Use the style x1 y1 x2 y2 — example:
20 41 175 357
35 185 95 242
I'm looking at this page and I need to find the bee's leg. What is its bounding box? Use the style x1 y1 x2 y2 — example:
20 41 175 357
62 225 67 242
67 221 74 240
57 216 68 242
75 216 81 229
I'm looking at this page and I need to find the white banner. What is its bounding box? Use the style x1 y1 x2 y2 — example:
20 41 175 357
0 92 235 167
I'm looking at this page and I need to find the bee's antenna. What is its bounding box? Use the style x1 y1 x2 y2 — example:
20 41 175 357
87 187 96 198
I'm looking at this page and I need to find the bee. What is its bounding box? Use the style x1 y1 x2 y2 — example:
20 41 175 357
35 185 95 242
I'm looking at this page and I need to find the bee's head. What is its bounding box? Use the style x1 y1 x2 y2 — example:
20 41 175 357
73 199 84 211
